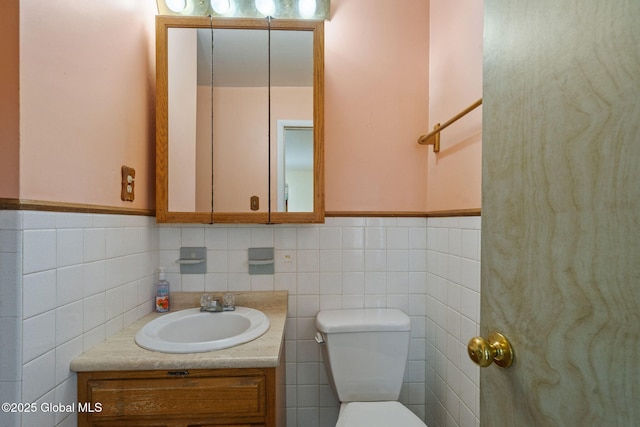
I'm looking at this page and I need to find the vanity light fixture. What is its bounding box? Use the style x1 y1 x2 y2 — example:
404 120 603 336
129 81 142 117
156 0 330 20
298 0 316 18
255 0 275 16
211 0 232 14
165 0 187 12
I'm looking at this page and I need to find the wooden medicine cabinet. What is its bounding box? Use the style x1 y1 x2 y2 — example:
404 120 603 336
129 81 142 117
155 16 324 224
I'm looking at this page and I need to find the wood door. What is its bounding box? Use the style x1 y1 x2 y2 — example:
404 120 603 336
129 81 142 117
480 0 640 425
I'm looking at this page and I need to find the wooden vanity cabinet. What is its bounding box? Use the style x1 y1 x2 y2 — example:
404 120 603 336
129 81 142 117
77 366 285 427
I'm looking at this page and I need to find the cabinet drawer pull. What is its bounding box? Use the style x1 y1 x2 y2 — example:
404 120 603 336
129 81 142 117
167 370 189 376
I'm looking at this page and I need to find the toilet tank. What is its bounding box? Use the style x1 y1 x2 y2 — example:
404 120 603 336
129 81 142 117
316 308 411 402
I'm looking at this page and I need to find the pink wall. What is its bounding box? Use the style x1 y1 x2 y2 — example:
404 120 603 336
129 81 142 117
0 0 20 199
324 0 430 212
6 1 482 214
210 87 269 212
427 0 483 211
17 0 157 209
194 86 312 213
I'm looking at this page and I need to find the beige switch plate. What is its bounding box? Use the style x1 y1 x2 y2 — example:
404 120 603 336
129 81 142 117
121 166 135 202
250 195 259 211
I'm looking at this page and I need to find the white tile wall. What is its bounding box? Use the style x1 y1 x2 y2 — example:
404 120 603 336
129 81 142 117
0 211 23 427
0 211 158 427
159 217 430 427
1 211 481 427
425 217 481 427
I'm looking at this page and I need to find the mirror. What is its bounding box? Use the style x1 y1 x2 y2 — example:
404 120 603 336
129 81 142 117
156 16 324 223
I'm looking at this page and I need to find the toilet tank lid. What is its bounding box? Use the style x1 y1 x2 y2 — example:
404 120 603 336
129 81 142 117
316 308 410 333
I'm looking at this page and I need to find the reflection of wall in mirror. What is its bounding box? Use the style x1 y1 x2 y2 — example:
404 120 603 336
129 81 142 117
195 86 267 212
270 87 313 212
277 124 314 212
168 28 198 212
194 86 312 212
287 168 313 212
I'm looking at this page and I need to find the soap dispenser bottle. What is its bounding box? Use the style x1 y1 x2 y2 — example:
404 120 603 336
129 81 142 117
155 267 170 312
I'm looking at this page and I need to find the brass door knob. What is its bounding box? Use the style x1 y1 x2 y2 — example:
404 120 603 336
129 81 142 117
467 332 514 368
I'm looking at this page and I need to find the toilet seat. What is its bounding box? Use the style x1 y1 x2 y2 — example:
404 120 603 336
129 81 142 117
336 401 427 427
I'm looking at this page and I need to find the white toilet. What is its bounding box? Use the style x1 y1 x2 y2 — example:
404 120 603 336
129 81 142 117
316 308 427 427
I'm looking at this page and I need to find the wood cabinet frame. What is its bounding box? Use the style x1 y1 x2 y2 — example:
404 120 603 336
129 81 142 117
155 16 324 224
77 365 285 427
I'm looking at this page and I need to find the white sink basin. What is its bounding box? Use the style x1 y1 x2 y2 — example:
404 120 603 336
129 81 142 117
135 307 270 353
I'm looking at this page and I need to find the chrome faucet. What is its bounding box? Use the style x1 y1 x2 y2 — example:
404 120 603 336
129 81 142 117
200 294 222 312
222 293 236 311
200 293 235 312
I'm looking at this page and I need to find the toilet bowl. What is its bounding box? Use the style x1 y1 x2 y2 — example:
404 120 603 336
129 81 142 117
316 308 427 427
336 401 426 427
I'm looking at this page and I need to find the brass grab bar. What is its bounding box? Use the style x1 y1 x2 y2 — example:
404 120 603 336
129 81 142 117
418 98 483 153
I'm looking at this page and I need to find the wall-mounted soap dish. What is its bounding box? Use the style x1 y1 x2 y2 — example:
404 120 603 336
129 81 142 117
248 247 274 275
176 247 207 274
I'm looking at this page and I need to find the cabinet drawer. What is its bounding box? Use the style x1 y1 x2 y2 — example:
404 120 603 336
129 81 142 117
86 374 266 420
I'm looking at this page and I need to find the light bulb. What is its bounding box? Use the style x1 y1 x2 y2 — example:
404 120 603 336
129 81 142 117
298 0 316 18
255 0 275 16
165 0 187 12
211 0 231 14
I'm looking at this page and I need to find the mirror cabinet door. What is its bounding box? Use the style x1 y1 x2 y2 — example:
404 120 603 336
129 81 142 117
269 29 314 214
156 17 324 223
210 28 270 215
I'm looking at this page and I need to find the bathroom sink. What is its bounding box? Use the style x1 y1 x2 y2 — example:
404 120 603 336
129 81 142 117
134 307 270 353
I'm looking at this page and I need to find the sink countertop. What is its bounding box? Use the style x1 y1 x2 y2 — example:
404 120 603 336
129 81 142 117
70 291 288 372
